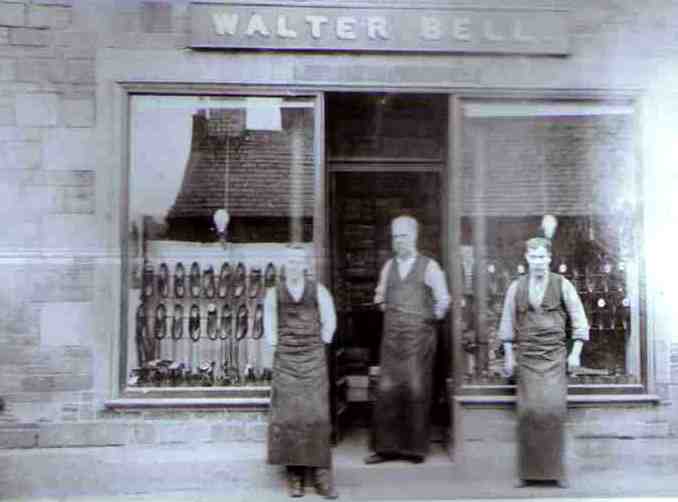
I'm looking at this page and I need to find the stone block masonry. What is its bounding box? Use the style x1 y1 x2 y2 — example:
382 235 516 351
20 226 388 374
0 139 40 168
27 4 72 30
61 97 94 127
0 96 14 125
15 93 58 126
0 2 25 28
0 409 270 448
8 27 49 46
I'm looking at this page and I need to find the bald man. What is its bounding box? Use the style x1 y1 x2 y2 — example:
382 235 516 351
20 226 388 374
365 216 450 464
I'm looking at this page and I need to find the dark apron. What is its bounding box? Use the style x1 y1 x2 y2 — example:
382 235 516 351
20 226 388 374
373 255 437 457
515 273 567 481
267 280 331 468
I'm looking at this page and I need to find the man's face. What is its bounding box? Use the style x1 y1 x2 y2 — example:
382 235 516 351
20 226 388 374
391 220 417 258
525 245 552 277
285 251 307 281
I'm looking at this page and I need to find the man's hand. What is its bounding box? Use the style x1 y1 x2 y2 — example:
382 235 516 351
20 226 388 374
504 357 514 378
503 342 515 378
567 351 581 371
567 340 583 372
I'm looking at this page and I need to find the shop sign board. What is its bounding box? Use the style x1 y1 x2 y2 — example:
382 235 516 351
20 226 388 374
189 3 569 55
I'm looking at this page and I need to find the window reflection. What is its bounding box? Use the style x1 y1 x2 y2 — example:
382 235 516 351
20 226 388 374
460 101 640 385
126 96 316 389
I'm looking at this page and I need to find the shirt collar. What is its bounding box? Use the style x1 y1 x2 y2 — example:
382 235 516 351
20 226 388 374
395 252 418 264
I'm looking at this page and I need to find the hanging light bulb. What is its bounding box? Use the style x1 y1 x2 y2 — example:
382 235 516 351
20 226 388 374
213 209 230 248
541 214 558 240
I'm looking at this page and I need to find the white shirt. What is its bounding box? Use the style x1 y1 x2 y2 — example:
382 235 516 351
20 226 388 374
374 253 451 320
263 281 337 346
498 274 590 342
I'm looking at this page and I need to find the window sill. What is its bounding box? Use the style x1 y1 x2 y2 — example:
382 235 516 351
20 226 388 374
454 393 661 406
455 383 646 396
120 386 269 398
106 386 271 410
105 396 270 410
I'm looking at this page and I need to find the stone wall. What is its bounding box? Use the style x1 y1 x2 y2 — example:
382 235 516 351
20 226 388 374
0 408 269 448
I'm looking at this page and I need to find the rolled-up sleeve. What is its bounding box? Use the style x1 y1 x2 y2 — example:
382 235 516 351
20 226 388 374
498 281 519 342
317 283 337 344
263 287 277 346
561 277 590 341
425 260 451 320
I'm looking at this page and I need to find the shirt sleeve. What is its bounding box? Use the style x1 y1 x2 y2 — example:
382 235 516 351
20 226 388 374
561 277 590 341
425 259 451 320
263 286 277 346
374 259 392 305
317 283 337 344
498 280 519 342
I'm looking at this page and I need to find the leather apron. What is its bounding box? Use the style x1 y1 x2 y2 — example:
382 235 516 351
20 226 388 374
373 255 437 457
515 272 568 481
267 279 331 468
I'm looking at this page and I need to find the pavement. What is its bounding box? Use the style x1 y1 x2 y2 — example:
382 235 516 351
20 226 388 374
2 428 678 501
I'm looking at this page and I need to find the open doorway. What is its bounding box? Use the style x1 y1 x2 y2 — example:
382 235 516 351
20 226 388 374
325 93 450 445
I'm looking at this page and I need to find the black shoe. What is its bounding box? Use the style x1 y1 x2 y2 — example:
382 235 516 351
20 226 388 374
189 262 201 298
288 471 304 497
218 262 232 298
364 453 393 465
235 304 248 340
403 454 425 464
174 262 185 298
313 468 338 499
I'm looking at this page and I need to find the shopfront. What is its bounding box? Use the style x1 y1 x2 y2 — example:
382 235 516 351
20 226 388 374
95 1 668 459
1 1 675 465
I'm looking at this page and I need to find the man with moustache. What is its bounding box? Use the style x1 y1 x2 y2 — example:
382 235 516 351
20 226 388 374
499 236 589 488
365 215 450 465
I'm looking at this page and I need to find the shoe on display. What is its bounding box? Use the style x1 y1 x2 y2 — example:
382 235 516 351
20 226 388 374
174 262 186 298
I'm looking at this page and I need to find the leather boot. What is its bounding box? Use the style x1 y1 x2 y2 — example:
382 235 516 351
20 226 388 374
287 467 304 498
313 467 338 499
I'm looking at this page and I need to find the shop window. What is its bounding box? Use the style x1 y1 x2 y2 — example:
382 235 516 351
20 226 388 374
458 99 642 388
125 95 317 390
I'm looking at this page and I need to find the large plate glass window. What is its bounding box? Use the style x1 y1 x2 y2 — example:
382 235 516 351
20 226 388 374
125 95 317 390
458 99 642 389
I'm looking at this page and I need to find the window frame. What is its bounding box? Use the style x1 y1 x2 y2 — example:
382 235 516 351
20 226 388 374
448 91 651 399
114 84 326 405
107 84 654 410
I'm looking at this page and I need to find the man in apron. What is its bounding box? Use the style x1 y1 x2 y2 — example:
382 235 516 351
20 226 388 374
265 246 338 498
365 215 450 464
499 236 589 488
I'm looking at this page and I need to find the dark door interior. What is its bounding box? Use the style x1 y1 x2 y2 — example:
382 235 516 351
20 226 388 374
326 92 450 444
330 170 449 441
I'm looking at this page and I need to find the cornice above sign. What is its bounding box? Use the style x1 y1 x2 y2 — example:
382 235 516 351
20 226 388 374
189 3 570 55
